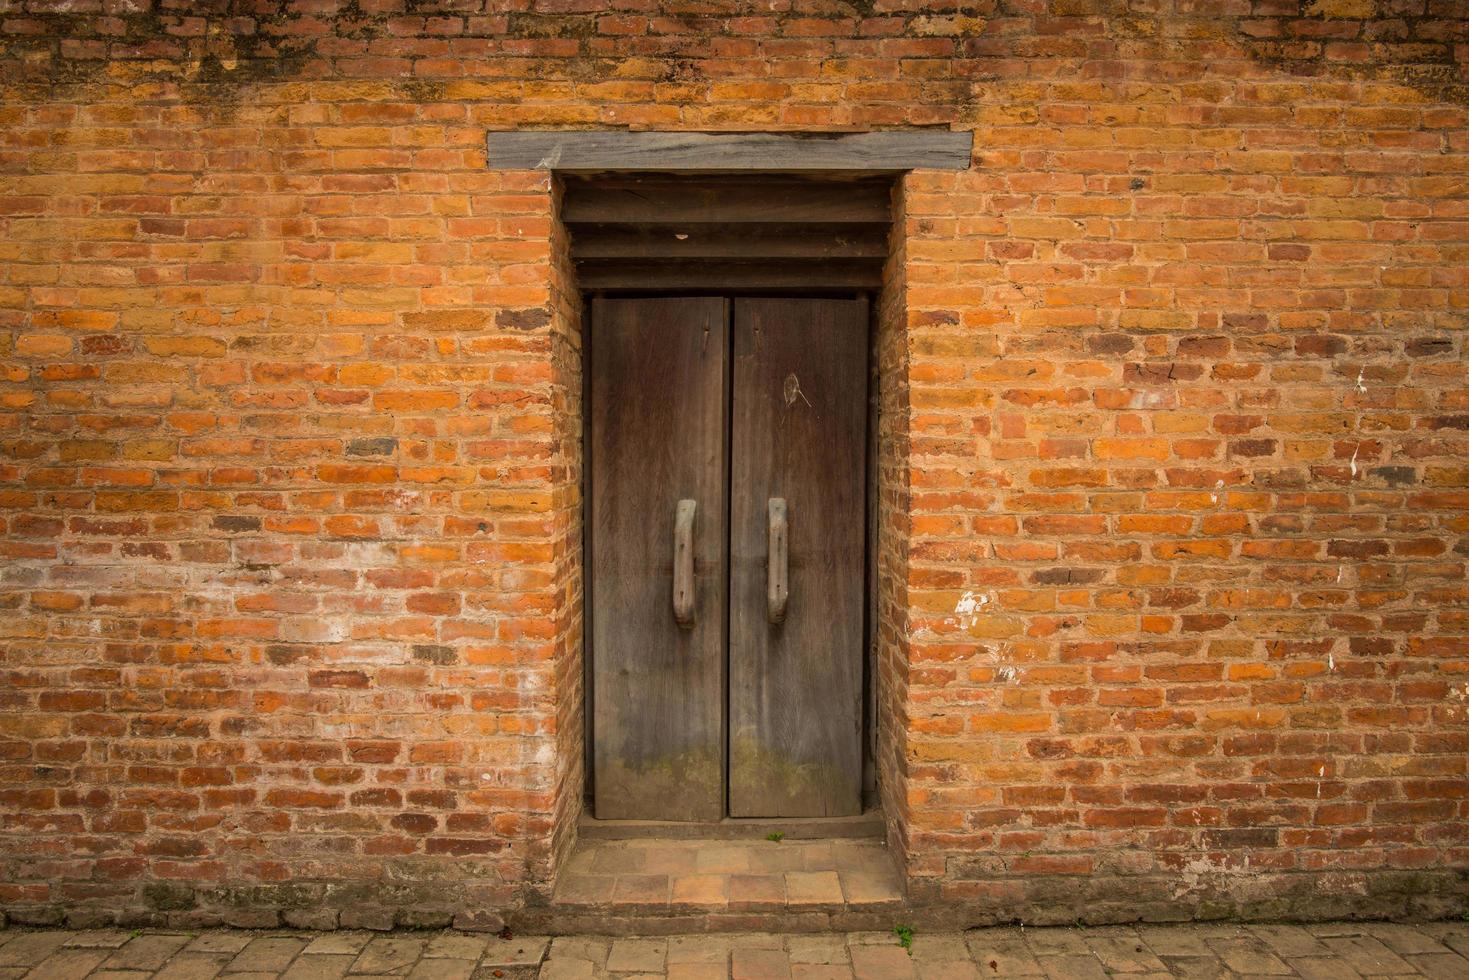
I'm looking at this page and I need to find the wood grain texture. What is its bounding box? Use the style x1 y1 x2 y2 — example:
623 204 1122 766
561 177 891 225
568 224 889 261
575 259 882 291
486 129 973 172
589 296 729 822
728 297 869 818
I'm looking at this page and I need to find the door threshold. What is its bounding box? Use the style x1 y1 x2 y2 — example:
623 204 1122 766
539 829 906 932
579 807 885 841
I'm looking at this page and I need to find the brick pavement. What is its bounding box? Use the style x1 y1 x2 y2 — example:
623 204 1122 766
1 920 1467 978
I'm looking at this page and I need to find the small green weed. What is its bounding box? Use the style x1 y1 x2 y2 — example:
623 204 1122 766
893 923 915 954
765 831 785 842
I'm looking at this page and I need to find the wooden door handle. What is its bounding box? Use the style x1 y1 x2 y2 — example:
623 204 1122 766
673 499 697 629
767 497 788 624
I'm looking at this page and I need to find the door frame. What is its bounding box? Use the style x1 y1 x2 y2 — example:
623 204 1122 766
581 289 880 820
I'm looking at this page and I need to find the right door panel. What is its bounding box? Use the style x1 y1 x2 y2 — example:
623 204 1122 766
728 297 869 817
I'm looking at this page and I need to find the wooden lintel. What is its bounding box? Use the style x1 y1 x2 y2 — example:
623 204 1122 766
486 130 973 172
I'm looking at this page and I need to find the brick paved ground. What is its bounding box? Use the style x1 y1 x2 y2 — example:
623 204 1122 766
1 920 1467 978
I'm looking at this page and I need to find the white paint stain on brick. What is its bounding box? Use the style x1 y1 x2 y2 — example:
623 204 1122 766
949 589 990 630
1172 854 1253 900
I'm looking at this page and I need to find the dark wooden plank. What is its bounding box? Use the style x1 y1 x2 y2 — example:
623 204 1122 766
487 130 973 172
575 259 883 291
569 224 890 261
728 297 869 818
562 178 891 225
589 296 728 822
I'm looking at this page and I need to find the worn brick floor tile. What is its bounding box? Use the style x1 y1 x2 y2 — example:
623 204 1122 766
63 929 133 948
556 874 617 906
101 933 192 971
0 932 69 967
725 934 784 951
1248 924 1330 958
1205 937 1292 975
785 935 849 965
673 874 730 908
829 843 893 875
791 966 856 980
538 958 598 980
668 935 736 963
218 973 278 980
1024 929 1091 956
349 936 425 974
1323 935 1419 975
563 847 597 874
20 949 110 979
1036 953 1109 980
1366 924 1455 956
849 944 915 980
1309 923 1371 938
607 938 668 973
222 936 309 974
1136 927 1213 958
612 874 671 905
696 846 754 875
837 871 901 907
645 849 702 876
1406 952 1469 980
746 848 809 874
1287 955 1367 980
904 935 967 964
549 937 611 965
279 953 356 979
407 956 475 980
589 846 648 874
731 947 792 980
963 937 1044 975
483 935 549 967
303 934 374 956
920 963 981 980
1155 956 1231 980
670 962 735 980
785 871 843 907
1445 935 1469 960
152 951 232 980
1428 925 1469 942
794 843 836 869
728 874 785 909
186 933 256 954
0 969 29 979
1085 935 1168 973
846 933 900 947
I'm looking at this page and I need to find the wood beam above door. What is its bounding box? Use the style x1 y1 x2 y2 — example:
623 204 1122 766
486 130 973 173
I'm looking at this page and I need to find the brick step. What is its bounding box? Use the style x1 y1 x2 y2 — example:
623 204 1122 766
533 836 906 934
578 808 886 841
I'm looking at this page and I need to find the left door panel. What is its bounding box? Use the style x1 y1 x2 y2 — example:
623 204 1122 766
589 296 729 821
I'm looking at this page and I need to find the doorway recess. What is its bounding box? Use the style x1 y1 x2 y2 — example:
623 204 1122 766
485 131 973 912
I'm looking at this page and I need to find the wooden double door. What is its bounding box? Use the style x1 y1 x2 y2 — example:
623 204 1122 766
589 296 868 820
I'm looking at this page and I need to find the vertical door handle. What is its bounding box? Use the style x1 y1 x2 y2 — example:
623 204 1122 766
673 499 697 629
767 497 788 624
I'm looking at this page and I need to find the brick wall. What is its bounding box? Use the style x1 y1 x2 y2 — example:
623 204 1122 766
2 0 1467 928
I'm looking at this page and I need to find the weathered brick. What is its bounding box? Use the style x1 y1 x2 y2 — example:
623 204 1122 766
0 1 1466 934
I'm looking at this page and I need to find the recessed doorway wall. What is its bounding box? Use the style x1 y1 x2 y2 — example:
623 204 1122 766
563 172 900 826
